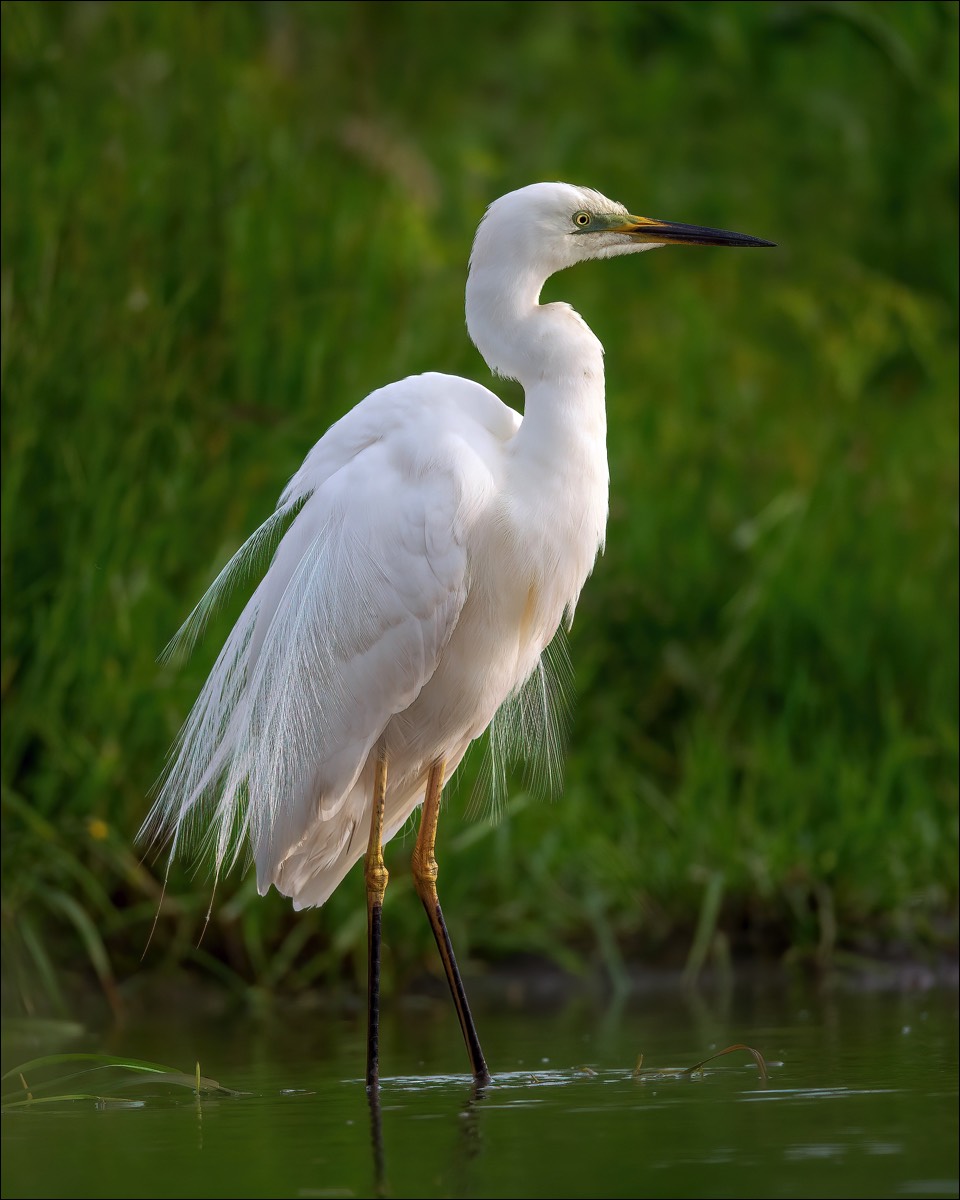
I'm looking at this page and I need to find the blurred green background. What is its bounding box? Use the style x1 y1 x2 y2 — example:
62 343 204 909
2 0 957 1017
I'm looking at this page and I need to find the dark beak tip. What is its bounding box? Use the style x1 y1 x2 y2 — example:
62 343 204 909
730 233 777 248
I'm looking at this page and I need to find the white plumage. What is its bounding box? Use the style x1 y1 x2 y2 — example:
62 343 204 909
144 180 772 919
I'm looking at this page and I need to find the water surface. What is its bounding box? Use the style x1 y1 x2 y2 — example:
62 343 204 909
3 977 957 1198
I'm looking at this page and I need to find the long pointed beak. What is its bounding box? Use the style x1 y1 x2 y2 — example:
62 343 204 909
614 215 775 248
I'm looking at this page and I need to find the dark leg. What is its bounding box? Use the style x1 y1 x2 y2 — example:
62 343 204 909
412 759 491 1083
365 752 389 1091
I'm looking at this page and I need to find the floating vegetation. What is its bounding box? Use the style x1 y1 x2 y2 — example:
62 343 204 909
1 1053 248 1109
633 1044 768 1082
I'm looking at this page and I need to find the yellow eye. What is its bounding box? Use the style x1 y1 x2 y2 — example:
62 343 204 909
573 211 592 228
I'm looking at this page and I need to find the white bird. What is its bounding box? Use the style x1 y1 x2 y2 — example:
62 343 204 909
143 182 773 1086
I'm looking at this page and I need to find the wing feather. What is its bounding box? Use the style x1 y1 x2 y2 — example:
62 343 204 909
142 374 510 896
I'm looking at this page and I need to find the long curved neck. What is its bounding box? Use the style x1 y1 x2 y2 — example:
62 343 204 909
465 259 609 558
465 258 608 460
466 260 601 383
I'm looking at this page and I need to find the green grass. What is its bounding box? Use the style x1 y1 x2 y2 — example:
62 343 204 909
1 1053 243 1107
2 1 957 1014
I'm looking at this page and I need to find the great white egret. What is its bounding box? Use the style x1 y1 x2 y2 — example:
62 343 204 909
143 182 774 1087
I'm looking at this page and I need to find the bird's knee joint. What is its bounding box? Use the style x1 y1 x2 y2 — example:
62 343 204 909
365 860 389 900
412 851 438 888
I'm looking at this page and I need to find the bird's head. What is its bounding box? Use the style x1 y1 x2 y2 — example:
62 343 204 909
466 182 774 384
471 181 775 278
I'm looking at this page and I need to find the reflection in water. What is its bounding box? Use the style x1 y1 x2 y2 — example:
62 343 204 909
452 1078 488 1196
367 1085 385 1198
368 1074 490 1197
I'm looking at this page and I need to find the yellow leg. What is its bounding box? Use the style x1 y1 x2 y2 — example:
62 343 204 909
365 752 389 1090
412 759 490 1083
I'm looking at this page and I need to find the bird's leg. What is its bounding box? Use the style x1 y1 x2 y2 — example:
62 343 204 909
412 759 491 1083
365 751 390 1091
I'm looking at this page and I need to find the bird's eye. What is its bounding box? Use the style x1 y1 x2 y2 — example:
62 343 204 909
573 211 592 228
